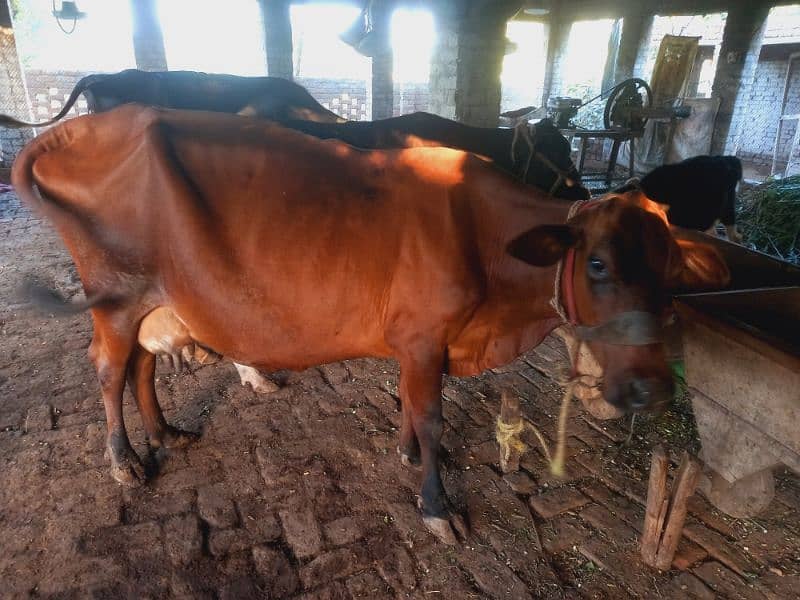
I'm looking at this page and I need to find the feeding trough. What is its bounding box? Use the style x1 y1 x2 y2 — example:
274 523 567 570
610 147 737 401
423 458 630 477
674 229 800 517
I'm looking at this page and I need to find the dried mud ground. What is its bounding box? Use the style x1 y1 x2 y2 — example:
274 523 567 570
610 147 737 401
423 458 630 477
1 190 799 599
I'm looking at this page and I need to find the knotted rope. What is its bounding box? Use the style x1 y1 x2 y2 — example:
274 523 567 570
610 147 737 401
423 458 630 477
495 374 578 477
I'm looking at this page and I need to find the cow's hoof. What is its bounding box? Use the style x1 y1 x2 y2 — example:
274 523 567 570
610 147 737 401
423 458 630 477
235 363 280 394
397 446 421 468
110 457 145 487
249 378 280 394
422 513 469 545
155 425 199 449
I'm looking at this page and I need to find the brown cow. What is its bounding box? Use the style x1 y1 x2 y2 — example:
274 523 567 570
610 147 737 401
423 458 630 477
14 106 728 544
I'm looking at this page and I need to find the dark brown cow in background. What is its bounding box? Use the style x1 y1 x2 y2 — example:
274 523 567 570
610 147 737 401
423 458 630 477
280 114 591 201
15 105 728 544
0 68 344 128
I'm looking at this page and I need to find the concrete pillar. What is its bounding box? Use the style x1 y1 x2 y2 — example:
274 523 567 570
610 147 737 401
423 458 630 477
370 1 393 120
711 2 770 156
616 13 653 84
259 0 293 79
0 0 33 167
130 0 167 71
541 14 571 106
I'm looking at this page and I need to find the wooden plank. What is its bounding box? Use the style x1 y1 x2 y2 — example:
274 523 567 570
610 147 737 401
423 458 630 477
655 452 701 570
641 445 669 566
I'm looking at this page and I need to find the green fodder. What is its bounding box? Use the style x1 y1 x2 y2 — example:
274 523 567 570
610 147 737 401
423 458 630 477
737 176 800 265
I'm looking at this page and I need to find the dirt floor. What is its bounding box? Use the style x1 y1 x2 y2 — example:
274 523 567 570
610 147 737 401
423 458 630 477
1 189 799 599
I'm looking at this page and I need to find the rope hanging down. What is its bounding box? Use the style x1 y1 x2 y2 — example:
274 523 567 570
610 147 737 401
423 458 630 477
496 375 577 477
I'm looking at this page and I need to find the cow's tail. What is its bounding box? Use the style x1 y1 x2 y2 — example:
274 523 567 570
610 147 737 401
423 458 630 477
12 120 134 316
11 119 66 214
0 74 98 128
20 276 111 316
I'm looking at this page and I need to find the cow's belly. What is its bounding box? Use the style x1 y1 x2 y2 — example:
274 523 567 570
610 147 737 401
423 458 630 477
159 291 392 372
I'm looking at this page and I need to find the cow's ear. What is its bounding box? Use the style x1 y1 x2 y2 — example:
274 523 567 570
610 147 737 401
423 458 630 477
508 225 580 266
670 239 730 291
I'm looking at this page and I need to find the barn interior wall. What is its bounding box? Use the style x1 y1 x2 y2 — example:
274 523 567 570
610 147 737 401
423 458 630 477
2 0 799 169
737 46 800 175
0 24 32 165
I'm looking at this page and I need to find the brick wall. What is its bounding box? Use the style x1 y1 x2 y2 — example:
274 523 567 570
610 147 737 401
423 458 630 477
25 69 92 122
0 26 34 166
737 47 800 173
20 71 428 128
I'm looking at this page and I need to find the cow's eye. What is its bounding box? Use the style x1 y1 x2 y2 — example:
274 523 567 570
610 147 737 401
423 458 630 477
587 256 609 281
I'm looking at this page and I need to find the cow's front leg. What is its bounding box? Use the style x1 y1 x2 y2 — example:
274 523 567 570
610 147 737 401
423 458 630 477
399 350 468 544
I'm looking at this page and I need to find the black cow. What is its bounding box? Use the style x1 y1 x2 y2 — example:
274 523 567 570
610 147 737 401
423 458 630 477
618 155 743 242
0 69 343 128
279 114 591 200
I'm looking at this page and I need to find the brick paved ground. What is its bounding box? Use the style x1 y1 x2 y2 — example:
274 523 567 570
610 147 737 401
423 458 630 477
1 191 798 598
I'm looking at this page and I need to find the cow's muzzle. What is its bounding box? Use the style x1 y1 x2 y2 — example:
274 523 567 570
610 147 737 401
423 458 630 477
574 310 663 346
610 376 672 414
574 310 670 414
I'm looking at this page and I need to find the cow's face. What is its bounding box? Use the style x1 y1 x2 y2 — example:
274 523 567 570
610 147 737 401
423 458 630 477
508 193 729 414
526 119 590 201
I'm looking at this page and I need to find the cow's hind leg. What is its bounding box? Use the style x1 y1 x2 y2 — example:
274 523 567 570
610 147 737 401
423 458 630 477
127 345 197 450
89 312 145 487
399 347 468 544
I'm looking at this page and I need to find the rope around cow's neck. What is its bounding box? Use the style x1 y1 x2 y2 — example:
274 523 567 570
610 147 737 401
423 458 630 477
496 198 588 477
510 122 577 195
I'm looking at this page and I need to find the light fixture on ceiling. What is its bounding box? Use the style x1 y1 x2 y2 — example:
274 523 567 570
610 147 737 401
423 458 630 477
52 1 87 35
524 8 551 17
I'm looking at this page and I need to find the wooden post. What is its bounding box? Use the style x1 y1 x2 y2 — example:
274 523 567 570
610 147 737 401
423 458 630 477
641 445 669 565
641 447 701 570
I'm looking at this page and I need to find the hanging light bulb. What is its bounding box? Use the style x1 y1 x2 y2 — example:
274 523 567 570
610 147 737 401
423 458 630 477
52 1 87 35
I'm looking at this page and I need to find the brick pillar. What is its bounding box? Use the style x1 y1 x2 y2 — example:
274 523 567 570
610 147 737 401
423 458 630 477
710 2 770 156
616 13 652 83
0 0 33 167
130 0 167 71
370 1 393 120
259 0 293 79
429 1 514 126
632 16 655 80
455 17 506 127
429 25 458 120
541 15 571 106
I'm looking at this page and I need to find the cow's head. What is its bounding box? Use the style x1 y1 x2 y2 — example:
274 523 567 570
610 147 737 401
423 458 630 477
523 119 590 201
508 192 729 414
